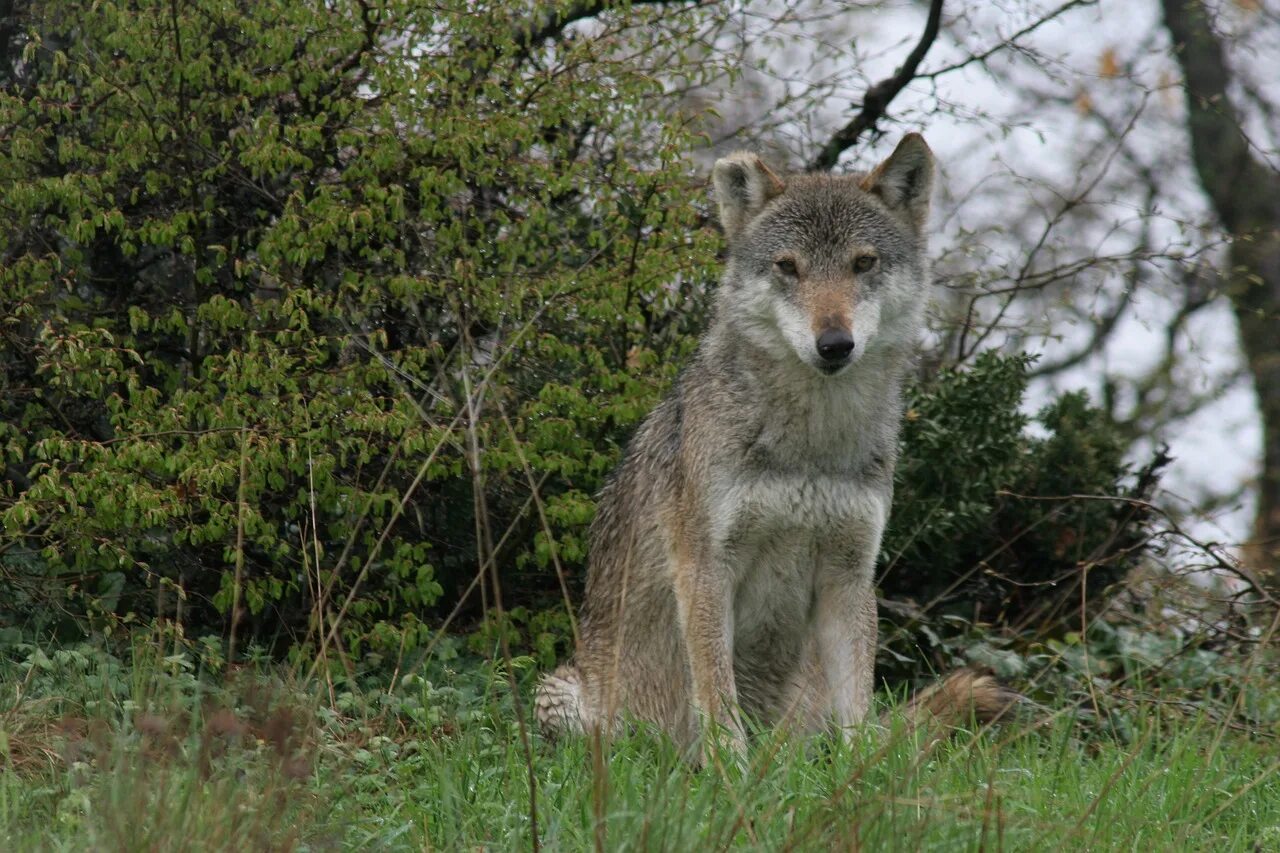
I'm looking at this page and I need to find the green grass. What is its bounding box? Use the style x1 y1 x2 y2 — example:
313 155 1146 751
2 632 1278 851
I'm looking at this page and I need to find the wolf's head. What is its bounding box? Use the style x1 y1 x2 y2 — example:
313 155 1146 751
712 135 933 377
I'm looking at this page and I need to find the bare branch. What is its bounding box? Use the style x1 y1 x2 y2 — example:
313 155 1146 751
514 0 695 52
807 0 944 172
917 0 1094 82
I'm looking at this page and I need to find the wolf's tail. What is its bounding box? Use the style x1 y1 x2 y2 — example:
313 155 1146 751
889 667 1023 736
534 663 586 738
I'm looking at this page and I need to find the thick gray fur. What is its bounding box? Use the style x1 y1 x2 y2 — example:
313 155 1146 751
534 136 1003 764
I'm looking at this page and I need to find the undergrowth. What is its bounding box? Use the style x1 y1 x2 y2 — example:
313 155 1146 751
2 624 1278 851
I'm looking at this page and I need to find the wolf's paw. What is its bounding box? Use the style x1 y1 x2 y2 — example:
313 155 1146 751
534 664 585 738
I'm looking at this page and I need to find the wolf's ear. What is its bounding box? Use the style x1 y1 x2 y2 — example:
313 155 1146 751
712 152 786 240
861 133 934 231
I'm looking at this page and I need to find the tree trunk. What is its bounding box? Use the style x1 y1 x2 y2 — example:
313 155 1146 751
1162 0 1280 585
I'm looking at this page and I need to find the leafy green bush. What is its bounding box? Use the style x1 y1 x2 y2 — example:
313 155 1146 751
0 0 719 649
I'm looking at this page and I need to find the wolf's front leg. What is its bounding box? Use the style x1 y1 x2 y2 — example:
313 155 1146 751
813 566 878 735
673 555 746 765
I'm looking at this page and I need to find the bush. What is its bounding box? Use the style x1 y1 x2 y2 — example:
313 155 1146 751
0 1 721 650
879 352 1165 676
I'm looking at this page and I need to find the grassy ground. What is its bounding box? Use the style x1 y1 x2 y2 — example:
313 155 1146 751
2 629 1278 851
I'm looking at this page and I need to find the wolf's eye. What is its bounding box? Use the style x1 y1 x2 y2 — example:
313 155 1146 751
853 254 878 273
774 258 799 277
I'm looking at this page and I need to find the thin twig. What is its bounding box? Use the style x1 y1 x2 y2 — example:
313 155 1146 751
808 0 945 172
228 425 249 665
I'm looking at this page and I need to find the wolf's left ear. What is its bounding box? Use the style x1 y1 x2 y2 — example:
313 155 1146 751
712 152 787 241
861 133 934 232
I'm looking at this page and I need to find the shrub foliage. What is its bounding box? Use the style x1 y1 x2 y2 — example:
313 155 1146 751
879 353 1165 674
0 0 719 649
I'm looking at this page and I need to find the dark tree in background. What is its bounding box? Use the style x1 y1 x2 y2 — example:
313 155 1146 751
1162 0 1280 588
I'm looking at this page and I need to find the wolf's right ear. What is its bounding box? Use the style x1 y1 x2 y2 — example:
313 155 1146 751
861 133 934 232
712 152 786 240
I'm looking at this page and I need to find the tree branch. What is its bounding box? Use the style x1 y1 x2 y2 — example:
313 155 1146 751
513 0 696 55
917 0 1093 82
807 0 944 172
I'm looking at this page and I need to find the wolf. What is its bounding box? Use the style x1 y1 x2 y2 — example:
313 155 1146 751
535 135 1014 763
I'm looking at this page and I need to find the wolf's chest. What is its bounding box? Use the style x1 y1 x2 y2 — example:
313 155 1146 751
711 468 888 544
719 471 885 640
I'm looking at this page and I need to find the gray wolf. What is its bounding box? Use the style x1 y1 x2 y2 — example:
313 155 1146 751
535 135 1015 763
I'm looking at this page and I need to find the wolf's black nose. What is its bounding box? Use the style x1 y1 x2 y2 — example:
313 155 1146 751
816 329 855 363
